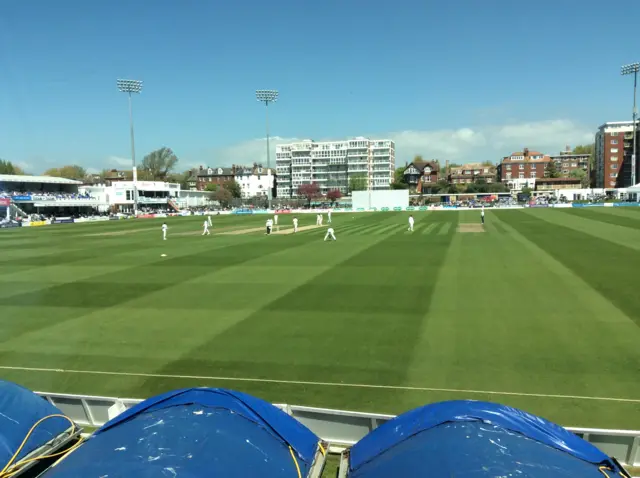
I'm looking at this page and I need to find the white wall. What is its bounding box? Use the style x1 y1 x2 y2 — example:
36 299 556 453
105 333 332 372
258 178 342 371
234 172 273 199
352 190 409 210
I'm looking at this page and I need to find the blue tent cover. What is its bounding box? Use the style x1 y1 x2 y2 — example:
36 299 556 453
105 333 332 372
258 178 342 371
349 400 625 477
0 380 71 465
42 387 321 478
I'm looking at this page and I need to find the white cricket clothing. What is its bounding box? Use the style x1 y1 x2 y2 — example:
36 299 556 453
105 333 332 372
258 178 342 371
408 217 414 232
274 215 278 225
293 218 298 232
324 227 336 241
327 210 332 223
208 215 212 226
162 224 168 240
203 221 210 235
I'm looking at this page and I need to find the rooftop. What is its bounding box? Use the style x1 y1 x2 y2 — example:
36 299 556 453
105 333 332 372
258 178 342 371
0 174 83 185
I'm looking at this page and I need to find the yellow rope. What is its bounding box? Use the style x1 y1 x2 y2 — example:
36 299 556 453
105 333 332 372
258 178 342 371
288 446 302 478
0 414 83 478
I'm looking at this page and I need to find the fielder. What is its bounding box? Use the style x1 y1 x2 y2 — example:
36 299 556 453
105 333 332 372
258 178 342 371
162 222 168 240
265 218 273 235
481 206 485 225
207 214 212 226
274 214 279 226
327 209 332 224
408 215 415 232
316 214 321 226
202 219 211 236
324 227 337 241
293 216 299 233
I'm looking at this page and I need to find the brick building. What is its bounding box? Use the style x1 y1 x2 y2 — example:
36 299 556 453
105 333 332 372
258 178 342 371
187 166 236 191
499 148 551 190
402 160 440 192
549 146 590 177
448 162 496 185
594 121 640 188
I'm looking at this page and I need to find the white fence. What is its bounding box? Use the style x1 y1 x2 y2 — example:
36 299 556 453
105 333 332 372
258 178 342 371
36 392 640 468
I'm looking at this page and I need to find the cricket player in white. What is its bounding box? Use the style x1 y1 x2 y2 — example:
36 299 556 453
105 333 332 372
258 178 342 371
318 214 323 226
274 214 279 226
481 206 485 225
324 227 337 241
162 222 168 240
408 215 415 232
315 214 320 226
327 209 332 224
202 219 211 235
293 216 299 233
265 218 273 235
207 215 212 226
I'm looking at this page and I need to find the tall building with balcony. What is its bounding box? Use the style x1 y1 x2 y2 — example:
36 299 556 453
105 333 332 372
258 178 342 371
275 137 395 198
549 146 590 177
594 121 640 188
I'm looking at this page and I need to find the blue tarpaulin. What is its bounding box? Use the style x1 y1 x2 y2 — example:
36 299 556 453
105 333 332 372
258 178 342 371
0 380 71 465
348 400 626 477
42 388 321 478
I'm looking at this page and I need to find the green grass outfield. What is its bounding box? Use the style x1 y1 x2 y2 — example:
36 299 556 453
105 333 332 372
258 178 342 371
1 208 639 430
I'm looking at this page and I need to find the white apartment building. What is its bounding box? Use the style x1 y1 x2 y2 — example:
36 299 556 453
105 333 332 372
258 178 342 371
234 166 274 199
275 137 395 198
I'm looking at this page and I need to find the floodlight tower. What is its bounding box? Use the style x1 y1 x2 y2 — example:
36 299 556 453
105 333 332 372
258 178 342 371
621 63 639 186
256 89 278 210
117 79 143 215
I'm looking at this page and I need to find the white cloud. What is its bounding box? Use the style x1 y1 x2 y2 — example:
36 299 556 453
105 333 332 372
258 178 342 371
193 119 594 167
107 156 132 167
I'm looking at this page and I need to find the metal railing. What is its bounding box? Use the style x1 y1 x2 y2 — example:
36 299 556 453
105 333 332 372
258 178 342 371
35 391 640 468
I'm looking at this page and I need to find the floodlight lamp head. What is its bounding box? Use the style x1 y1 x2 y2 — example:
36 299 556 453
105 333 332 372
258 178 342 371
256 89 278 103
117 79 143 93
621 63 640 75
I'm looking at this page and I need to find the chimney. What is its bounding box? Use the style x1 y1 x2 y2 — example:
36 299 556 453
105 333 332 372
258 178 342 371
524 148 529 157
445 159 450 175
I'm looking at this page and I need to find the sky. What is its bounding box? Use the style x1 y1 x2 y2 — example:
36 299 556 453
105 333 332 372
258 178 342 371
0 0 638 174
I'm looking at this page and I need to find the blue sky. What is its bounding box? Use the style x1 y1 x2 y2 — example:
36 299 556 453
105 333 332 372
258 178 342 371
0 0 638 173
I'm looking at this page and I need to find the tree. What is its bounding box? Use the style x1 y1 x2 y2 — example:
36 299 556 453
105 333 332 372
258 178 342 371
545 161 560 178
222 180 242 199
214 187 232 207
140 147 178 180
521 186 533 195
297 182 320 207
349 174 367 193
390 181 408 190
394 166 407 184
0 160 26 175
167 170 191 189
204 183 218 192
573 144 594 155
569 168 589 188
326 189 342 205
43 165 87 180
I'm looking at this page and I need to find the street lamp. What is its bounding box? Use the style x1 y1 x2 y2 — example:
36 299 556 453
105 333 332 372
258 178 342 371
117 79 143 215
621 63 639 186
256 89 278 208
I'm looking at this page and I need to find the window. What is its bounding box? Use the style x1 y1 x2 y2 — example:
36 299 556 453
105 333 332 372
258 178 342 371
611 156 618 161
610 173 617 178
611 139 618 144
519 164 524 170
483 168 489 173
530 172 537 178
506 173 512 179
506 165 511 171
611 132 619 136
611 148 619 153
610 181 616 186
531 164 536 169
519 173 525 179
611 164 618 169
